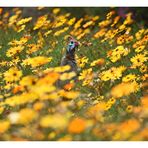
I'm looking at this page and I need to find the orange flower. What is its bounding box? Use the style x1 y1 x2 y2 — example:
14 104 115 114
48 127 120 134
141 95 148 108
64 82 75 91
68 118 86 134
118 119 140 134
12 85 24 94
111 82 139 98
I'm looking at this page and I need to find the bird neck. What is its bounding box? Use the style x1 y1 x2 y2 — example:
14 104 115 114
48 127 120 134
66 53 75 61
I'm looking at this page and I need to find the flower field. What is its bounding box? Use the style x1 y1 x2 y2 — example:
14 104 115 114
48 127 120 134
0 7 147 141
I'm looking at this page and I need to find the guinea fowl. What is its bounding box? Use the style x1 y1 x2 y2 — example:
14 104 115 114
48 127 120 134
58 36 79 88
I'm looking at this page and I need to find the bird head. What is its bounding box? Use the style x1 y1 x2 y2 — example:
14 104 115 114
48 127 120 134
66 36 79 54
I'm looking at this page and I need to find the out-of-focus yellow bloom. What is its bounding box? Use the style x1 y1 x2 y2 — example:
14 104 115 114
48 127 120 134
58 90 79 99
22 56 52 68
18 108 37 124
52 8 60 15
40 114 68 129
0 120 10 133
58 135 72 141
5 92 38 107
60 71 76 81
0 107 4 114
33 101 45 111
111 82 139 98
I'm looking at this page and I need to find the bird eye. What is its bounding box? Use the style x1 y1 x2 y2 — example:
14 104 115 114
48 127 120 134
70 41 74 44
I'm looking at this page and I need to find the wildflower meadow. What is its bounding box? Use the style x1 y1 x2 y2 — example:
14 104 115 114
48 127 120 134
0 7 147 141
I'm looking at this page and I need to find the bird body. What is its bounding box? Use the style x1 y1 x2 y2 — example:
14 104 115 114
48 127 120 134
57 36 79 88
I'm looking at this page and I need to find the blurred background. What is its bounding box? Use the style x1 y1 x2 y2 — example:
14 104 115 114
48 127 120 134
1 7 148 27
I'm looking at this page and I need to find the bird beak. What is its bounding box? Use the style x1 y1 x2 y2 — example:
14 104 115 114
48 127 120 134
75 41 79 47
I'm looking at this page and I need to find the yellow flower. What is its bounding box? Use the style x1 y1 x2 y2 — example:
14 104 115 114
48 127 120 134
17 17 32 26
22 56 52 68
8 36 29 46
67 17 76 26
94 28 107 38
77 56 88 68
135 29 145 40
0 107 4 114
18 108 37 124
44 65 71 75
17 25 26 32
104 103 112 111
33 15 48 30
109 54 121 62
26 44 42 54
58 135 72 141
74 18 83 29
135 45 145 53
52 8 60 15
19 75 37 88
6 46 24 57
111 82 139 98
0 120 10 133
99 19 111 28
108 97 116 105
126 105 133 113
5 92 38 107
60 72 76 81
117 36 125 45
58 90 79 99
4 67 22 82
90 58 105 66
40 114 68 129
140 64 147 73
83 21 94 28
33 101 45 111
44 30 52 37
131 54 147 67
100 66 126 81
79 68 92 80
100 70 112 81
122 74 137 82
79 68 93 86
